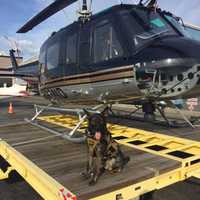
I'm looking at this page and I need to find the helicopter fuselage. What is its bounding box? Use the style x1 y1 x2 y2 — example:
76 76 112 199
38 4 200 104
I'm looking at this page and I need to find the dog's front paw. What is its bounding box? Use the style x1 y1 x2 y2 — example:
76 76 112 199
88 173 98 186
81 171 90 179
89 179 96 186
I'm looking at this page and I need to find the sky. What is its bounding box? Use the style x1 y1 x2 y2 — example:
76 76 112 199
0 0 200 59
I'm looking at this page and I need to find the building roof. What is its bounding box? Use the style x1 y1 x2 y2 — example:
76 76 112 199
0 55 23 69
18 55 38 67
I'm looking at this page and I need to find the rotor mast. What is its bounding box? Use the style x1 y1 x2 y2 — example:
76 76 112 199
78 0 92 21
82 0 87 10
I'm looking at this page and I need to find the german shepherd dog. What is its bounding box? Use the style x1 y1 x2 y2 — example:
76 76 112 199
82 110 130 185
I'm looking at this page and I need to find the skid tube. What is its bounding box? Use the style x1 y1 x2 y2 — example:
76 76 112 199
25 104 105 143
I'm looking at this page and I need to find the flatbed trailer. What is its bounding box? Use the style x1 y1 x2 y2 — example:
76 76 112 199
0 114 200 200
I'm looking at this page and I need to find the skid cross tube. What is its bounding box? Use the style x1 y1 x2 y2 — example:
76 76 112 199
26 104 105 143
27 104 86 142
24 118 86 143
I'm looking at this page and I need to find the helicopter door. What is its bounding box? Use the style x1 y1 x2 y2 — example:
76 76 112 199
64 32 78 76
46 39 61 79
79 25 91 73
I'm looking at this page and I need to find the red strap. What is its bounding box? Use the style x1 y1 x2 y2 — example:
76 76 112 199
59 188 77 200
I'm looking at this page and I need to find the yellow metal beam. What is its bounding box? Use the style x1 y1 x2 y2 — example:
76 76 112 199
0 167 13 180
90 168 182 200
188 169 200 179
38 115 200 163
0 140 77 200
89 162 200 200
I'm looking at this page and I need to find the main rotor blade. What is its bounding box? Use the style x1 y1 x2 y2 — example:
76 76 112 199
17 0 77 33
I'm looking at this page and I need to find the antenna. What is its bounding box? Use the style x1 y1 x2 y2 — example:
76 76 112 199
89 0 92 11
139 0 158 7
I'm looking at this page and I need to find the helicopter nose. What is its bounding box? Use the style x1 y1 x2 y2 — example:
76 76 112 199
158 36 200 60
135 36 200 64
134 36 200 99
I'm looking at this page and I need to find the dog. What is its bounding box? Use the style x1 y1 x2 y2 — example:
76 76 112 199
82 110 130 185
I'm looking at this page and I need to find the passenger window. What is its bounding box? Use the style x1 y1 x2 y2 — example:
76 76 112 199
94 23 123 63
46 42 59 70
66 34 77 64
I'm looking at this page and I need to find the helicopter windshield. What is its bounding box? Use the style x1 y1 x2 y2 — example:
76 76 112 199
124 7 178 50
164 14 190 37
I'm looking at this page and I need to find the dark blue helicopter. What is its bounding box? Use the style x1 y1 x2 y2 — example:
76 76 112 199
13 0 200 120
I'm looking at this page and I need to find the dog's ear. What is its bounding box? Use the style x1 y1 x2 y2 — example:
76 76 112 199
83 109 91 117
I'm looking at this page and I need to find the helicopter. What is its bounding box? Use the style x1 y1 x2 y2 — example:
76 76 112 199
14 0 200 123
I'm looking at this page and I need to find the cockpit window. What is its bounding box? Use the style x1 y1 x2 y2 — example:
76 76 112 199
46 42 60 70
164 14 190 37
120 7 178 51
150 18 165 28
133 8 174 32
184 26 200 41
132 8 177 48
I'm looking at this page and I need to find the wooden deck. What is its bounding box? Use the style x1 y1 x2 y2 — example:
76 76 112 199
0 122 180 200
1 97 200 200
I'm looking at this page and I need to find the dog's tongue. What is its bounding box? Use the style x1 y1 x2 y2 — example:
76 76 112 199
95 131 101 140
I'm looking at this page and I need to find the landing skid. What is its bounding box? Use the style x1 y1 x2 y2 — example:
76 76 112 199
110 103 198 128
165 100 196 128
25 104 104 143
108 111 185 128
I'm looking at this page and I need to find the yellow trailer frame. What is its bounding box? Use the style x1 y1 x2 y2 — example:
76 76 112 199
0 114 200 200
0 139 77 200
